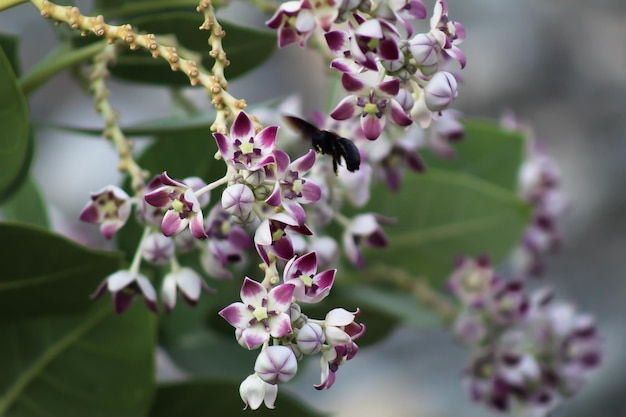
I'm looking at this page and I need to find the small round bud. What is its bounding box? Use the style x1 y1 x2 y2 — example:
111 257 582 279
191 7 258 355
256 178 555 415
395 89 415 113
381 54 405 73
221 184 255 225
242 169 266 187
254 345 298 384
253 184 273 201
409 33 440 68
141 233 175 265
424 71 458 112
289 302 302 322
296 322 325 355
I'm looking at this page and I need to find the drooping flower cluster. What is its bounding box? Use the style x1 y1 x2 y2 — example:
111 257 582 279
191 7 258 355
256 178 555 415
503 114 567 276
267 0 466 138
220 252 364 409
449 257 602 416
79 110 370 407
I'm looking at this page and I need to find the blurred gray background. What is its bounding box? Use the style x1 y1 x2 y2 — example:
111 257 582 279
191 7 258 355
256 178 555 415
2 0 625 415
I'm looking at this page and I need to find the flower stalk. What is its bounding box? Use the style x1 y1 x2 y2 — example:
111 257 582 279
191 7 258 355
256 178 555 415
89 43 147 192
29 0 246 125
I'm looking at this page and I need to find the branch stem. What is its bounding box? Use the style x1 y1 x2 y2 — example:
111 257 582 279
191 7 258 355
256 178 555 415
0 0 27 11
19 41 106 96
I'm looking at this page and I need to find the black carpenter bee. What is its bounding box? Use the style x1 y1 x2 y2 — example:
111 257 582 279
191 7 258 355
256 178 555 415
283 115 361 174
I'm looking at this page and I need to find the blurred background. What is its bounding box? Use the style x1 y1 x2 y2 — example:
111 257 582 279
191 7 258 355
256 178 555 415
2 0 625 415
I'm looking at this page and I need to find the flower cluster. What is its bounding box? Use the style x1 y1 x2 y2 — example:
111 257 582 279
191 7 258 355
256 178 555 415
449 257 602 416
268 0 466 138
220 253 364 409
503 115 566 276
79 110 371 407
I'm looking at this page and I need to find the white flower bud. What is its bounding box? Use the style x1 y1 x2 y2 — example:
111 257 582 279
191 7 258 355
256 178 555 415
221 184 255 225
424 71 458 112
409 33 440 67
395 89 415 113
254 345 298 384
296 323 325 355
381 54 405 73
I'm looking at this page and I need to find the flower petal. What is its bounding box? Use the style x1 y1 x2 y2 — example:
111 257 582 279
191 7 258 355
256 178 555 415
257 125 279 150
232 111 256 139
268 313 293 338
107 270 135 292
241 277 268 306
330 96 356 120
162 210 186 237
241 327 270 350
219 302 253 328
268 283 296 313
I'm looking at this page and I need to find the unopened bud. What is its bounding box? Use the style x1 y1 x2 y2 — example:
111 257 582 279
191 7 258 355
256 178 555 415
296 322 325 355
255 345 298 384
424 71 458 112
222 184 255 224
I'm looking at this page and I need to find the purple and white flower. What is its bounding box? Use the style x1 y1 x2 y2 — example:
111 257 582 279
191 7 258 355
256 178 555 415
342 213 393 268
219 278 295 350
283 251 336 303
143 172 207 239
79 185 131 239
239 374 278 410
331 73 412 140
91 269 158 313
214 111 277 171
254 211 313 265
265 149 321 226
161 267 212 312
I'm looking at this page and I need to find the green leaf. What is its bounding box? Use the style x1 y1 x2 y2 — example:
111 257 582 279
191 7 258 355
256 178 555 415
149 380 325 416
1 176 49 228
423 119 526 192
0 303 156 417
102 13 276 85
0 33 20 75
0 223 123 320
359 169 531 285
0 46 30 203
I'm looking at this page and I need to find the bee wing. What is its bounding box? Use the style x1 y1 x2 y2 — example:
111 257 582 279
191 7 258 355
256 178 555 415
282 115 321 137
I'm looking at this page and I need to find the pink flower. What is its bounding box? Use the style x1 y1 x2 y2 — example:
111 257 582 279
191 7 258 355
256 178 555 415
283 251 336 303
331 73 412 140
91 270 158 313
265 149 321 226
254 212 313 265
79 185 131 239
161 267 213 312
213 111 277 171
219 278 295 350
342 213 393 268
143 172 207 239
